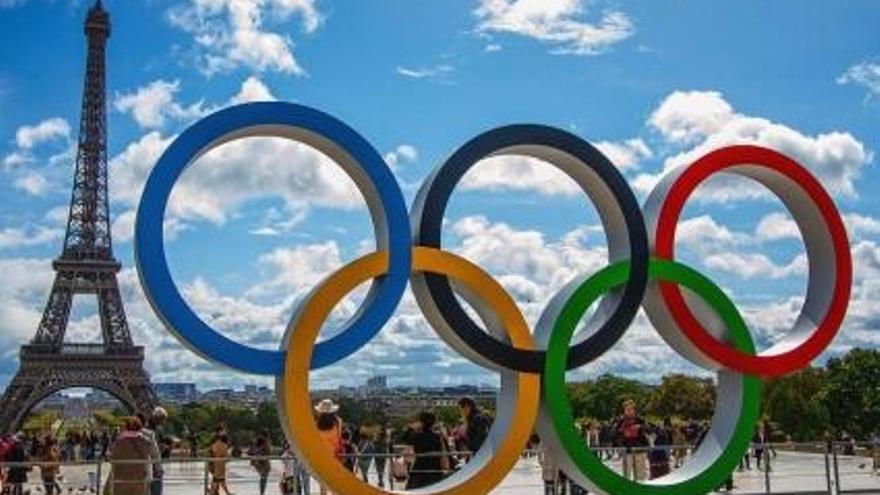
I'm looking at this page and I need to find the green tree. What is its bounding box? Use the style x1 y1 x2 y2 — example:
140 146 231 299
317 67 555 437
335 397 389 427
436 405 461 428
646 374 715 420
762 367 829 441
820 348 880 439
568 374 651 420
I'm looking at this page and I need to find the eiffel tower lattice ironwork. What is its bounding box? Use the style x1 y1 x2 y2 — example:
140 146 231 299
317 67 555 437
0 0 157 432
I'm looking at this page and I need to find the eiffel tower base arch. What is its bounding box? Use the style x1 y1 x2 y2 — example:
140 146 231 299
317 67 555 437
0 345 157 433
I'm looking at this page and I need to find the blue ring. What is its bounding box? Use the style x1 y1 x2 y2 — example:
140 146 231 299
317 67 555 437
134 102 411 374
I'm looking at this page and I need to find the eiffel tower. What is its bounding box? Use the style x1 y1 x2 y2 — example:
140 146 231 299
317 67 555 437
0 0 157 432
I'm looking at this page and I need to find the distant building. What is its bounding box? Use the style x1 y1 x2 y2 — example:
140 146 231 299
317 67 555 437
32 391 69 412
85 389 120 409
243 384 273 402
442 384 479 396
337 385 358 398
366 375 388 393
201 388 235 402
155 383 199 403
62 397 90 421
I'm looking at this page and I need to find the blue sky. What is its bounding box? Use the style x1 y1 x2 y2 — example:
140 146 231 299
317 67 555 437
0 0 878 391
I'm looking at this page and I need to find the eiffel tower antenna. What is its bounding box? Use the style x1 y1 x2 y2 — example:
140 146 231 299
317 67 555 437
0 1 157 432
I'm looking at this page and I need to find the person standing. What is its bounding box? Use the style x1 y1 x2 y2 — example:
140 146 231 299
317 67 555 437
537 437 560 495
405 412 448 489
107 418 153 495
356 429 375 484
372 429 389 489
648 421 672 479
188 432 199 459
339 430 357 473
248 432 272 495
615 399 648 481
100 431 111 460
458 398 490 457
142 407 168 495
41 436 62 495
6 433 30 495
870 431 880 476
208 433 234 495
753 423 769 471
671 422 688 468
315 399 343 495
280 441 308 495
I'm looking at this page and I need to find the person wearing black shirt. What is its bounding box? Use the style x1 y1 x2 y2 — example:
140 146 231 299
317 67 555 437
615 399 648 481
7 434 31 495
405 412 449 489
754 423 772 472
648 420 672 479
458 397 491 455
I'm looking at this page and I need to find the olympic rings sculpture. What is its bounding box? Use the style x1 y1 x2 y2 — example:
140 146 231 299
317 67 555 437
135 102 852 495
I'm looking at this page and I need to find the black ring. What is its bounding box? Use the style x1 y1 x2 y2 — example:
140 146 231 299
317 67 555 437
411 124 649 373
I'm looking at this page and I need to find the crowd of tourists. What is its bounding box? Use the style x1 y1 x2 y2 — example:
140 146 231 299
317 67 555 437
276 396 492 495
0 407 168 495
534 399 787 494
1 397 878 495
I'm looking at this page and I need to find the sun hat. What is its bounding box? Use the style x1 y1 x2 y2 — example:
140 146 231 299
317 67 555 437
314 399 340 414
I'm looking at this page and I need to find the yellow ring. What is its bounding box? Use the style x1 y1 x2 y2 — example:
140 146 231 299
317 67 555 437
280 247 540 495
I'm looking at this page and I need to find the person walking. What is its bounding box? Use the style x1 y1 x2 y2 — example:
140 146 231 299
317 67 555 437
615 399 648 481
754 423 771 472
106 418 153 495
41 436 62 495
405 412 448 489
249 432 272 495
208 433 234 495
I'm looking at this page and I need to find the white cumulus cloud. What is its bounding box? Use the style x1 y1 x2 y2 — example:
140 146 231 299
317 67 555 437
13 171 51 196
595 138 652 171
167 0 322 75
636 90 872 201
14 117 70 149
114 79 206 129
384 144 418 170
837 60 880 99
474 0 634 55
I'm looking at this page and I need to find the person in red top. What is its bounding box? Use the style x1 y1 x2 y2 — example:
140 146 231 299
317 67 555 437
615 399 648 481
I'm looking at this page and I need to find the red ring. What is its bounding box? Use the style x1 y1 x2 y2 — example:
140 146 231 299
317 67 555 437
654 145 852 377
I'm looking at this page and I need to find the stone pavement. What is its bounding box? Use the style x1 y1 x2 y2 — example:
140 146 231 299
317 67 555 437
19 451 880 494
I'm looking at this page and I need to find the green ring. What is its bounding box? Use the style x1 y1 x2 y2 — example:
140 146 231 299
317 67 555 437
542 258 762 495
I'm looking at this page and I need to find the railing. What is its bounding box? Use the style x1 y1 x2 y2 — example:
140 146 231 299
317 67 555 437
0 441 877 494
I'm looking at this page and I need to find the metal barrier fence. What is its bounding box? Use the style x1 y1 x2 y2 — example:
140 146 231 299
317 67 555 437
0 442 877 494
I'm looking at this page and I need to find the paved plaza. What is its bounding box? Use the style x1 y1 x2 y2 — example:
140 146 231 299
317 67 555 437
17 451 880 494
